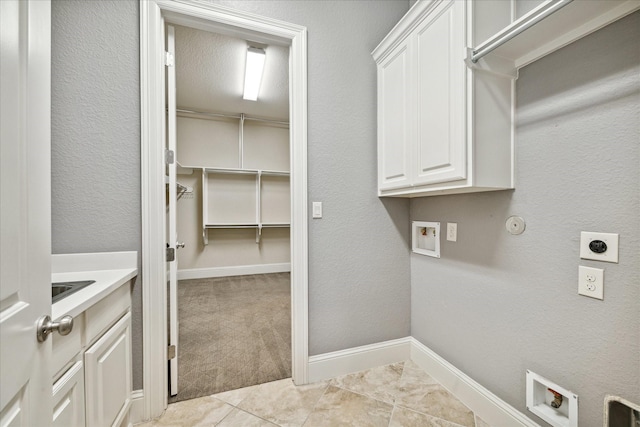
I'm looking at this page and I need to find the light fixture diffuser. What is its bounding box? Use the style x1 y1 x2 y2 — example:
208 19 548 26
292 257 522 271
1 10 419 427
242 47 266 101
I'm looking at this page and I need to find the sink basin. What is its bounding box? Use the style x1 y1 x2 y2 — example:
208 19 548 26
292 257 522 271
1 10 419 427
52 280 95 303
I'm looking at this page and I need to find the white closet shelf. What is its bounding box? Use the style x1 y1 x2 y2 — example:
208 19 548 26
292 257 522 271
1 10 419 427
204 167 290 176
176 108 289 127
202 223 290 245
178 164 290 177
204 223 290 229
192 107 291 246
468 0 639 73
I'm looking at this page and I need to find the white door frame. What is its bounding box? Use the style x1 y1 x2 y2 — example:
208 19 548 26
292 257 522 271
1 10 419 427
140 0 308 419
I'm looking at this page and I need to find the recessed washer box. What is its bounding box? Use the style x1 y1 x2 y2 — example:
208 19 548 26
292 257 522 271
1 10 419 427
412 221 440 258
526 370 578 427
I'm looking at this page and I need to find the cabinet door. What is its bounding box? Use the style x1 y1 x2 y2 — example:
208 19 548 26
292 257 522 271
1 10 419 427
377 38 413 191
52 361 85 427
413 0 467 186
84 312 131 427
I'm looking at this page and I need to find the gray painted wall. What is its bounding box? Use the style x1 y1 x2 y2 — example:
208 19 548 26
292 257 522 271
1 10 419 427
209 0 412 355
51 0 143 389
410 12 639 427
51 0 411 390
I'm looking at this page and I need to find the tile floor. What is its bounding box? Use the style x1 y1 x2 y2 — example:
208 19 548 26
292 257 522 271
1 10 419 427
136 360 491 427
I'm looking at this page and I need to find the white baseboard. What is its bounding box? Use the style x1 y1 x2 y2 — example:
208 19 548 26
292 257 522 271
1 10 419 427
177 263 291 280
409 338 538 427
308 337 412 383
306 337 536 426
129 390 145 425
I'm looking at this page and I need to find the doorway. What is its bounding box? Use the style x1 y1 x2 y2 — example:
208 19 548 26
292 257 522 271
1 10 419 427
140 0 309 419
166 22 293 402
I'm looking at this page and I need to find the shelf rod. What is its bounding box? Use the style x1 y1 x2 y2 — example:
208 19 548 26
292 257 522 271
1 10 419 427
176 108 289 126
205 225 259 229
202 167 289 176
470 0 573 63
203 224 290 229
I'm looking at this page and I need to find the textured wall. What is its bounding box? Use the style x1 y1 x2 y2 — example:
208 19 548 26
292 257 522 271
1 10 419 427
51 0 143 389
410 12 639 427
51 0 411 391
211 0 412 354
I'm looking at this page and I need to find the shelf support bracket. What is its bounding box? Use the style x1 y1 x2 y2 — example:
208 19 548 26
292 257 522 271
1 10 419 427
256 224 263 244
465 48 518 79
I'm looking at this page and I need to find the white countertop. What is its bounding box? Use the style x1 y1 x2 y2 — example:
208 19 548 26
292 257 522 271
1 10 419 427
51 251 138 320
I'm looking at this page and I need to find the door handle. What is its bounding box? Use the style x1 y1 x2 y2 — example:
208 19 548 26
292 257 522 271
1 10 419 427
36 315 74 342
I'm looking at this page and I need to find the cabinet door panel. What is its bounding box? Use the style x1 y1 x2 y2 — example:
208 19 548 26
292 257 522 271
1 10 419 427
84 313 131 427
414 0 466 185
378 41 412 190
52 361 85 427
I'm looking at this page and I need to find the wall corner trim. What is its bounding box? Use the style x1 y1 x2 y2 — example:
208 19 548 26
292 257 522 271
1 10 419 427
307 337 537 427
409 338 539 427
308 337 412 383
129 390 145 425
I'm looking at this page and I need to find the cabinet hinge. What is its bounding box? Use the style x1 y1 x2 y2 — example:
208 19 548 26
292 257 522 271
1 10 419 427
165 51 174 67
168 345 176 360
165 149 174 165
166 247 175 262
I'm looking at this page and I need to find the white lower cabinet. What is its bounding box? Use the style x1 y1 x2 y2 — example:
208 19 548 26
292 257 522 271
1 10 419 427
84 312 132 427
52 281 133 427
52 361 85 427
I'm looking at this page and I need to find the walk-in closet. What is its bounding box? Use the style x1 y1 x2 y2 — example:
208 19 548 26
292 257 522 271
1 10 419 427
165 23 291 403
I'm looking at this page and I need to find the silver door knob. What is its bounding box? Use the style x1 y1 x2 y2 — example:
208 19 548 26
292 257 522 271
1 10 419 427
176 241 185 249
36 315 74 342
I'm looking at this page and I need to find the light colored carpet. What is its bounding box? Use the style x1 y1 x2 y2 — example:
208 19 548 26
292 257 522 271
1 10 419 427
168 273 291 403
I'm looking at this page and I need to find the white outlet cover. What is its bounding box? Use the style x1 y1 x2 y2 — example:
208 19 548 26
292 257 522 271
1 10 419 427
580 232 618 263
578 266 604 300
447 223 457 242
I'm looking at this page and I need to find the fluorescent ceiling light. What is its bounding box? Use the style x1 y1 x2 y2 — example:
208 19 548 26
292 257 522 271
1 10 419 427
243 47 266 101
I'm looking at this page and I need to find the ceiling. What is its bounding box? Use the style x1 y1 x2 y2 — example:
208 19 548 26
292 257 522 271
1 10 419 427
173 24 290 121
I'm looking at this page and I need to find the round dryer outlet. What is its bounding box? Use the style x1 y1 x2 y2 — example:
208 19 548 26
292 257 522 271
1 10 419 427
506 216 526 235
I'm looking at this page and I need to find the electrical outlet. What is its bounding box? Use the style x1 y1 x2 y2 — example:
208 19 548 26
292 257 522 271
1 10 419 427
578 266 604 300
580 231 619 263
447 223 457 242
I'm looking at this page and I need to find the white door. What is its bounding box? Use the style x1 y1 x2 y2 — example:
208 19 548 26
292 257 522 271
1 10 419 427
166 25 180 397
0 0 53 426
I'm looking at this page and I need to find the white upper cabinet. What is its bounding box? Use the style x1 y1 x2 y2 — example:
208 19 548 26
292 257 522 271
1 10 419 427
377 37 412 191
373 0 639 197
374 0 515 197
413 1 466 187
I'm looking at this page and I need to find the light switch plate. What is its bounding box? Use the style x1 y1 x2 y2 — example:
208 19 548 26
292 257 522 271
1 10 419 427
580 232 618 263
312 202 322 219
